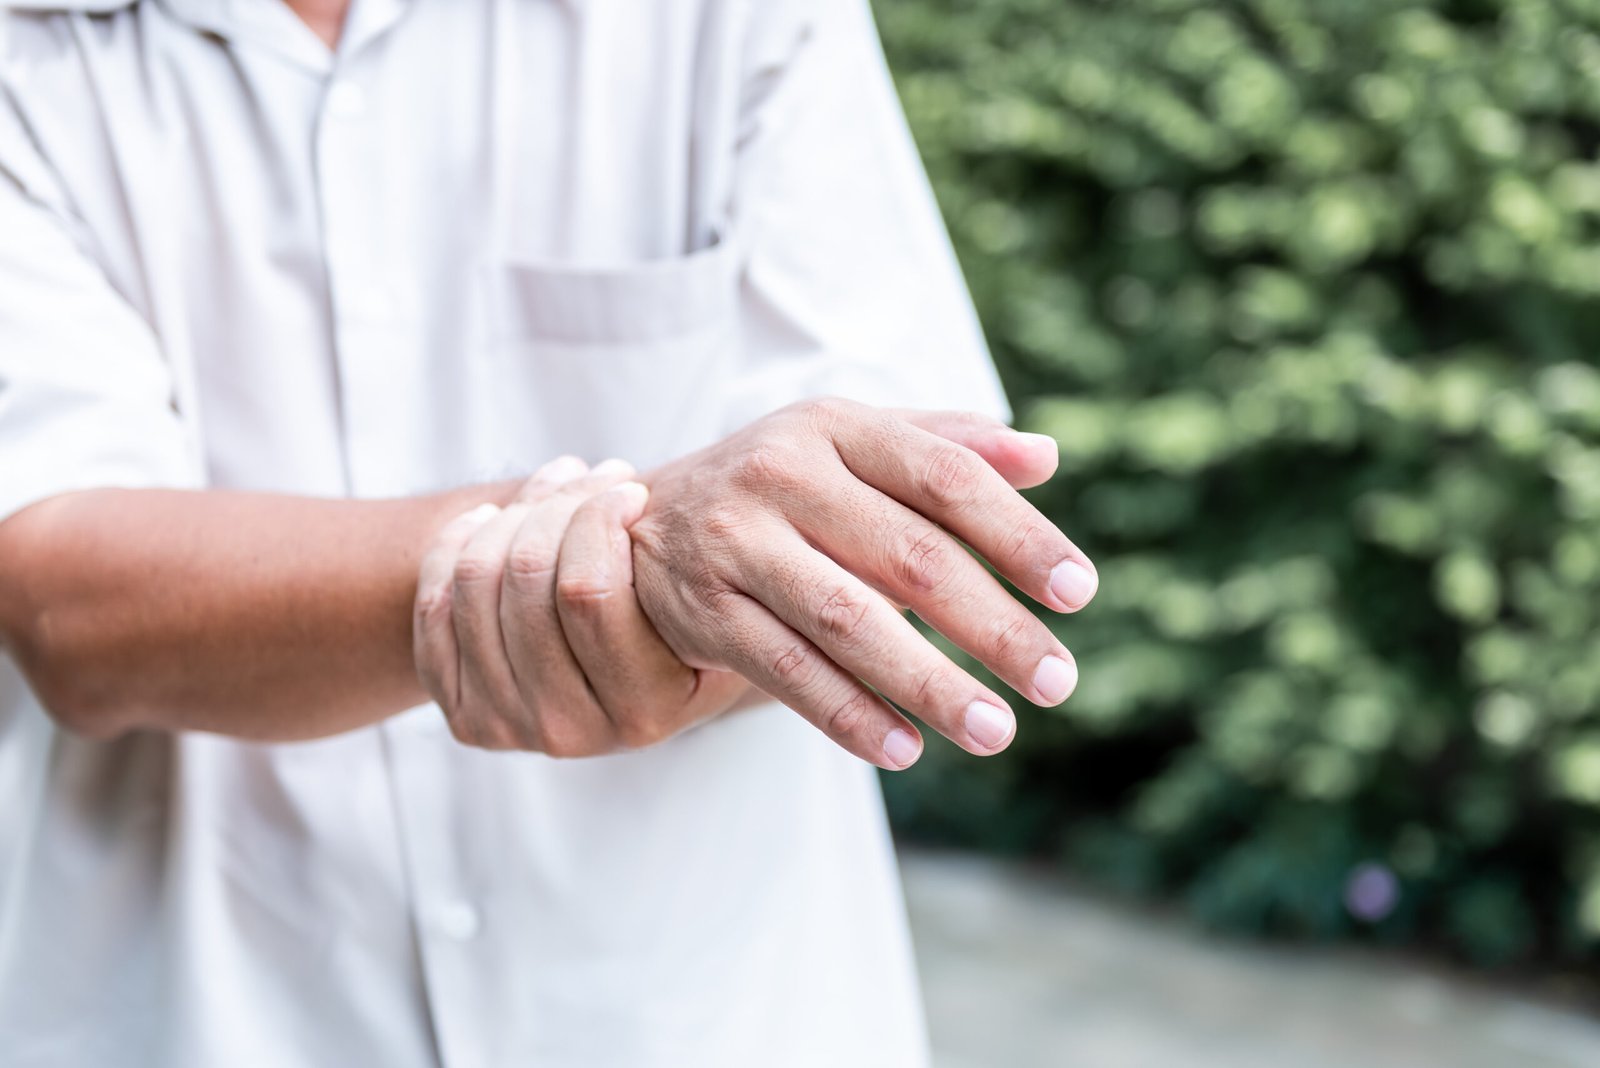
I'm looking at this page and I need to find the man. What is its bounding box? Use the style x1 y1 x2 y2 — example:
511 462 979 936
0 1 1096 1065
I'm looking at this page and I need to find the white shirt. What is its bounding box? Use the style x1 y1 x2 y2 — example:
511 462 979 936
0 1 1010 1065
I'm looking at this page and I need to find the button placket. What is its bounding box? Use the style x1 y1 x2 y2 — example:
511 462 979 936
380 716 494 1068
316 66 402 496
320 69 488 1068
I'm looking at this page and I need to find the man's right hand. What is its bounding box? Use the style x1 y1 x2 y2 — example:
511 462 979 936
630 398 1097 771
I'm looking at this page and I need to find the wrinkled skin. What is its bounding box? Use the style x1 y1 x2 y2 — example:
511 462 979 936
630 399 1096 769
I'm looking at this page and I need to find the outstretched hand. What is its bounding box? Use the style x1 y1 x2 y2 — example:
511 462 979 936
413 402 1092 769
630 399 1094 770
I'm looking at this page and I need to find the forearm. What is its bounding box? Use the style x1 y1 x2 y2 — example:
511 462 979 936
0 483 518 741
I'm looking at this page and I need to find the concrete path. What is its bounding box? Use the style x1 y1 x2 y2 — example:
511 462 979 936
900 851 1600 1068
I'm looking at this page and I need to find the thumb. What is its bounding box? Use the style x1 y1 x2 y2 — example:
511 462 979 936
599 481 651 529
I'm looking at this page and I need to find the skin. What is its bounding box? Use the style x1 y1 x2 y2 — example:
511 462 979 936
0 478 521 741
414 407 1086 769
285 0 348 47
627 401 1094 769
414 457 755 755
0 458 758 745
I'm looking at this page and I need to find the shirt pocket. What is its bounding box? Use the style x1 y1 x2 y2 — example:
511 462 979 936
478 235 741 470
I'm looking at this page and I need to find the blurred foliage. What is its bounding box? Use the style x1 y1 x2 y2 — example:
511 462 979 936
875 0 1600 969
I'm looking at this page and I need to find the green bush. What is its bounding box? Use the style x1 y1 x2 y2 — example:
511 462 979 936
875 0 1600 969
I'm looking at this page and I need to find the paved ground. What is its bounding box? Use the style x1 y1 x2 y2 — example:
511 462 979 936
900 850 1600 1068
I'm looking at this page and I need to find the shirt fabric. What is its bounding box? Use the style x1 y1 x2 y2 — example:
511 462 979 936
0 1 1010 1065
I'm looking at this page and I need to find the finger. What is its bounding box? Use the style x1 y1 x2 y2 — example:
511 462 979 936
414 503 501 713
497 462 638 755
835 413 1098 614
893 409 1060 490
555 483 703 748
734 530 1019 755
709 586 925 771
510 454 591 504
451 501 538 747
784 478 1079 708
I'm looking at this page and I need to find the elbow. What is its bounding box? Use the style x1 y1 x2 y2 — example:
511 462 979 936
3 614 135 742
35 682 132 743
0 501 138 741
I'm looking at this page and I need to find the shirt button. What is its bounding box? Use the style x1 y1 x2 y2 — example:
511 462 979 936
433 901 481 941
326 81 367 120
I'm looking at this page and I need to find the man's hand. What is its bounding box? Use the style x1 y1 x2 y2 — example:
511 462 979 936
630 399 1096 771
414 457 750 755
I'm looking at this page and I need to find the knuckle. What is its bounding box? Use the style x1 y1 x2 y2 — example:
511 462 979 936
813 584 874 651
804 395 849 416
793 395 857 428
1002 520 1056 568
919 445 984 509
782 395 863 444
568 494 621 531
687 568 739 612
987 612 1039 664
894 526 954 596
451 552 500 588
505 541 560 585
730 443 797 492
819 687 879 741
908 665 954 711
555 572 617 611
769 642 819 689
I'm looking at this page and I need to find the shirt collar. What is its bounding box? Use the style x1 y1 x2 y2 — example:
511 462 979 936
6 0 414 77
162 0 338 73
3 0 138 10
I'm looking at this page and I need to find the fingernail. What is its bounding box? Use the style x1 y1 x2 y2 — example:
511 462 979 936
964 700 1015 751
1032 654 1078 705
1049 560 1098 611
535 455 589 484
882 728 922 769
462 503 500 524
1017 431 1059 453
590 457 637 480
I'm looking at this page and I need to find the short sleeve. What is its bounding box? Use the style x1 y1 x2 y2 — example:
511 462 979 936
0 90 197 524
723 0 1011 430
